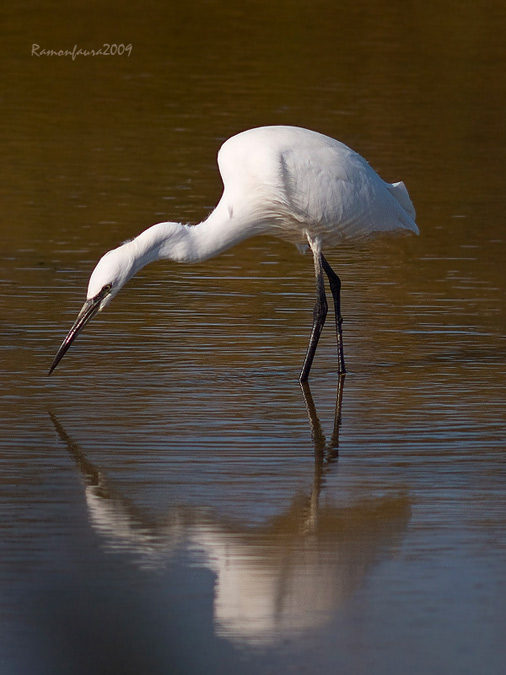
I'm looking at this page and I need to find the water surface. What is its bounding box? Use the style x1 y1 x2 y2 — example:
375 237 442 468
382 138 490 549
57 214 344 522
1 1 506 673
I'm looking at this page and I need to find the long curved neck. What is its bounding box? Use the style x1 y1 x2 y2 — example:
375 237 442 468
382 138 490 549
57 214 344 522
131 203 270 268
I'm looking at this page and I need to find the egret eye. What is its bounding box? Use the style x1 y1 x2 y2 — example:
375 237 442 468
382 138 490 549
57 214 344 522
98 283 112 299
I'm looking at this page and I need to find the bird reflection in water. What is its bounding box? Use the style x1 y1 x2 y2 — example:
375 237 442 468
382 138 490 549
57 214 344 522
49 378 410 647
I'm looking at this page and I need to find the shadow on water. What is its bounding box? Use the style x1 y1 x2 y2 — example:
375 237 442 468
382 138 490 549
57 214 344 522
49 377 411 648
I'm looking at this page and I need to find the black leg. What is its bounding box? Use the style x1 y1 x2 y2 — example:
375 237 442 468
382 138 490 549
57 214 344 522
329 373 345 449
321 255 346 374
299 249 328 383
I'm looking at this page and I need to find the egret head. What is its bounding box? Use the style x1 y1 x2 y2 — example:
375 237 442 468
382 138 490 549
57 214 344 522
49 243 138 375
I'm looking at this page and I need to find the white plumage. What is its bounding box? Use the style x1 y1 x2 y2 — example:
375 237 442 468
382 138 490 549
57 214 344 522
50 125 418 381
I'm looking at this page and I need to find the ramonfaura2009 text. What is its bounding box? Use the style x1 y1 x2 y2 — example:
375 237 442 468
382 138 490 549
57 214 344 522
31 44 133 60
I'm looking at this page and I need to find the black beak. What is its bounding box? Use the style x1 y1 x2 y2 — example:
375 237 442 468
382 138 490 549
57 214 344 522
48 294 105 375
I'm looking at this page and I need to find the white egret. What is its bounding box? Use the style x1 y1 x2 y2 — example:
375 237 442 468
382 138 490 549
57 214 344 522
49 125 418 380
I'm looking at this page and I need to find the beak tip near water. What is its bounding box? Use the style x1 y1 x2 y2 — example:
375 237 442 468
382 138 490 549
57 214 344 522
48 331 79 376
48 293 107 375
48 346 67 376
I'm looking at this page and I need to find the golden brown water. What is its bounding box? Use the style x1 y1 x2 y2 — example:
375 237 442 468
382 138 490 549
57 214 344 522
1 1 506 673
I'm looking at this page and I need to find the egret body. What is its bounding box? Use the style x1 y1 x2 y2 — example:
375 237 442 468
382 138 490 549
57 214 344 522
49 125 418 380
